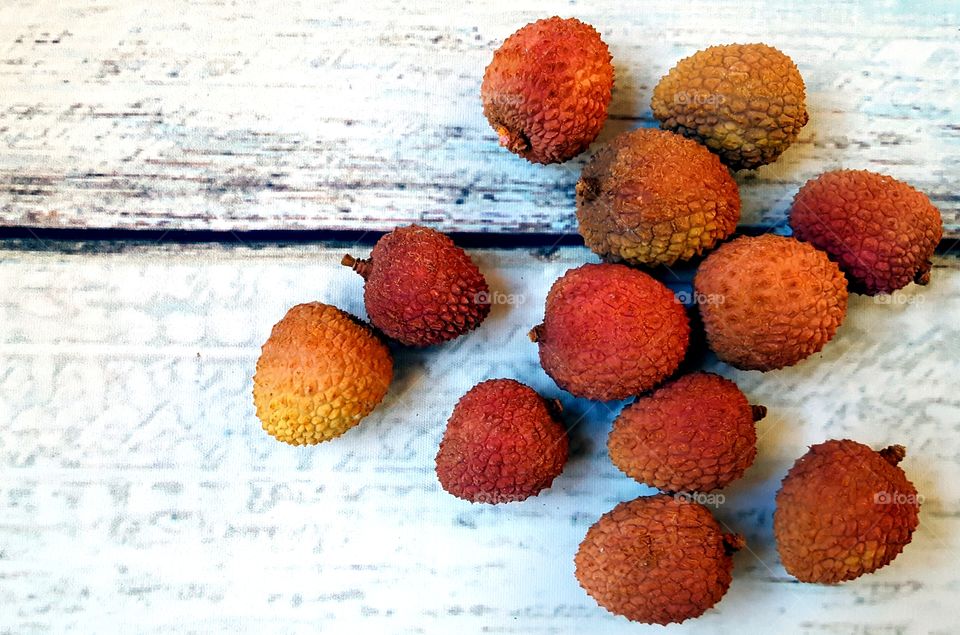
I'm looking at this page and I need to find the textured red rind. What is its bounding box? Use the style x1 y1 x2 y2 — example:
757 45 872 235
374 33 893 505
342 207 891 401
435 379 569 504
534 263 690 401
575 494 743 624
481 16 614 164
349 225 490 347
608 372 759 492
774 439 921 584
651 43 809 170
789 169 943 295
694 234 848 371
576 128 742 266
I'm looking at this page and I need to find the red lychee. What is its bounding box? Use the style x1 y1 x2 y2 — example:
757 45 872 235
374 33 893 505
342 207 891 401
435 379 568 504
481 17 613 164
530 263 690 401
343 225 490 347
608 372 765 492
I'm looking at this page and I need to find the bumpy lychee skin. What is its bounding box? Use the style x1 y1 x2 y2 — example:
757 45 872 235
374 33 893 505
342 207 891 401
652 43 809 170
774 440 921 584
435 379 568 504
531 263 690 401
608 373 765 492
789 170 943 295
481 16 613 164
253 303 393 445
343 225 490 347
694 235 848 371
576 128 741 266
575 494 745 624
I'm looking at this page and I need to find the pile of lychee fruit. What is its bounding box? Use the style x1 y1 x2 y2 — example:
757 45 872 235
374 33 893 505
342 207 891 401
251 16 941 625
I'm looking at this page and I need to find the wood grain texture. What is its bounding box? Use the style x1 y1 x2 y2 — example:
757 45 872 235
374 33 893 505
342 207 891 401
1 243 958 634
1 1 958 236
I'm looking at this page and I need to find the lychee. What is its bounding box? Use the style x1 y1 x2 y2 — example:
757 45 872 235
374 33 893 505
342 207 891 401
343 225 490 347
789 169 943 294
530 263 690 401
575 494 745 624
481 16 613 164
576 128 741 266
435 379 568 504
652 43 809 170
608 372 765 492
774 439 921 583
694 234 848 371
253 302 393 445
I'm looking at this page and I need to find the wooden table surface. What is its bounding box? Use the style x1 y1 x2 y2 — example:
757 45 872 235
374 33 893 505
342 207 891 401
1 244 958 634
2 2 959 634
2 0 959 236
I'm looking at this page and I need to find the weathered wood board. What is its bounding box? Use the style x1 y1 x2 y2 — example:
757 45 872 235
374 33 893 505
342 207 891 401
1 243 958 633
1 1 958 236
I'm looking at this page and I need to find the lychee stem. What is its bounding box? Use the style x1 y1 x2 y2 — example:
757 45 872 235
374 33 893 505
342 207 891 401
528 324 544 343
341 254 372 280
496 125 530 153
723 533 746 554
751 405 768 422
914 260 932 286
577 177 600 203
879 444 906 466
545 398 564 420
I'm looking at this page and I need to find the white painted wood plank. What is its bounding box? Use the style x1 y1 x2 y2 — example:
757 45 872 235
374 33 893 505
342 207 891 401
1 1 958 236
1 244 958 633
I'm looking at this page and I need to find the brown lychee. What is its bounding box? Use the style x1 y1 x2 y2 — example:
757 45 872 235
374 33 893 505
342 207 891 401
694 234 848 371
481 16 613 164
774 439 921 584
608 372 765 492
790 169 943 295
253 302 393 445
343 225 490 347
576 128 741 266
575 494 745 624
530 263 690 401
435 379 568 504
652 43 809 170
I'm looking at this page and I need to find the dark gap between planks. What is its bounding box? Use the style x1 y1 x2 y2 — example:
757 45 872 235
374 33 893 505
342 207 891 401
0 227 957 261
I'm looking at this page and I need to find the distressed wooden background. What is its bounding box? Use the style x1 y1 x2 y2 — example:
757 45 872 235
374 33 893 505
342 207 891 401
2 1 960 633
1 0 958 236
1 244 958 634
